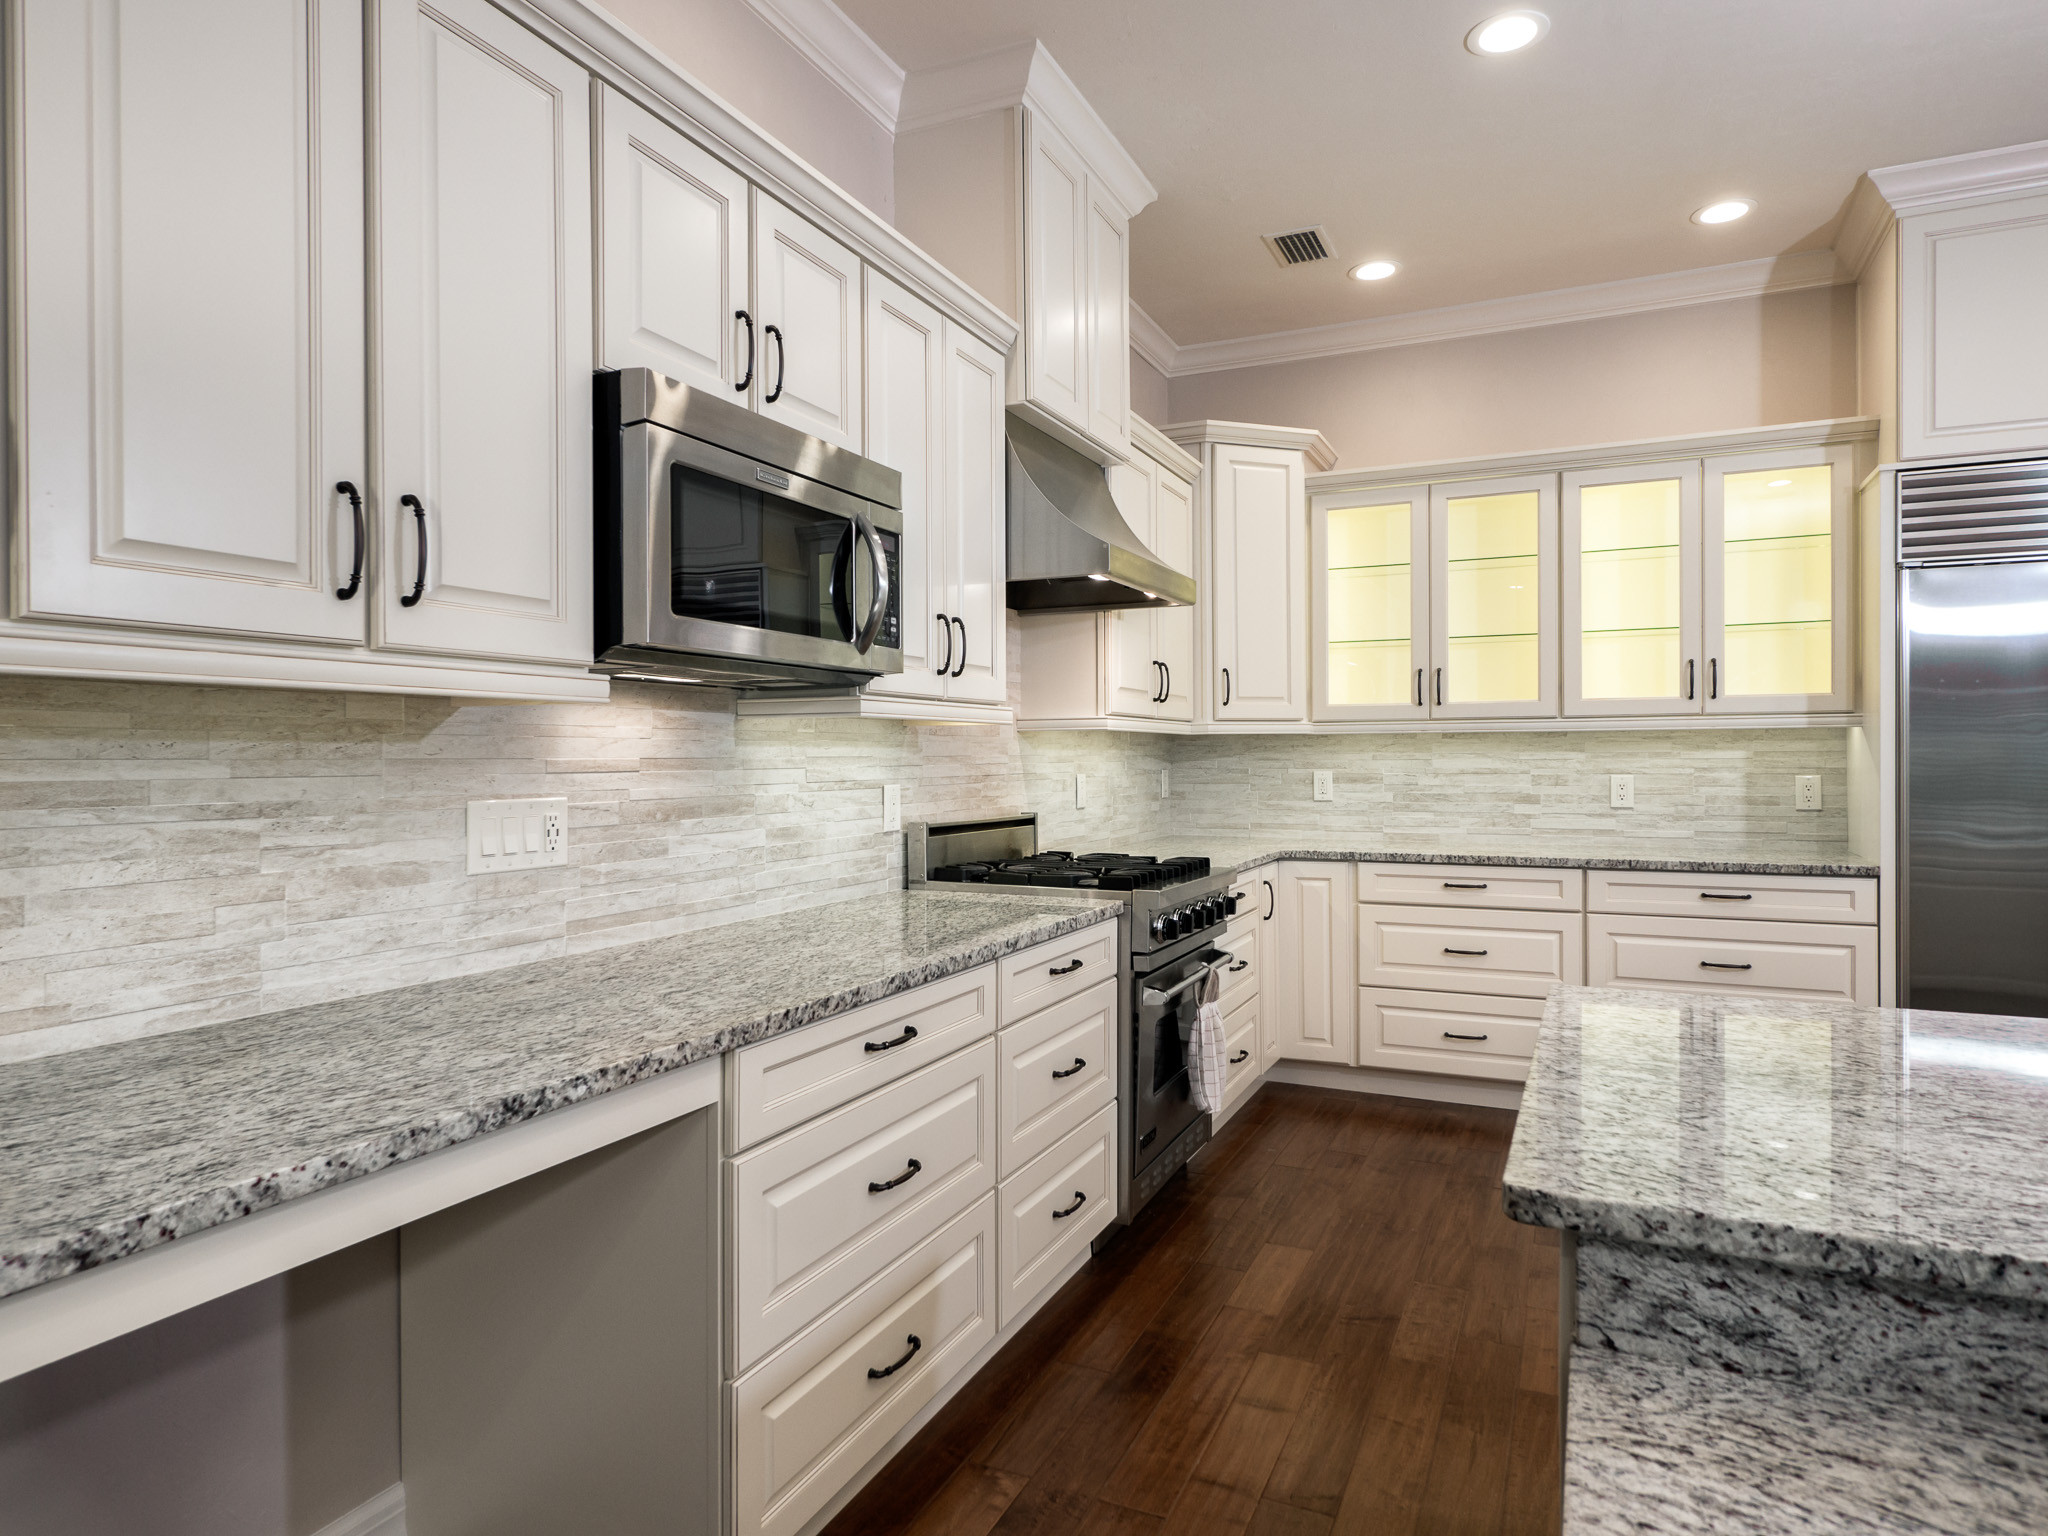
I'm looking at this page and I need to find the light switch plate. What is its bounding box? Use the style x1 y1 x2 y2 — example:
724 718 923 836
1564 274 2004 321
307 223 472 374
1795 774 1822 811
1074 774 1088 810
1160 768 1171 800
1610 774 1635 810
881 784 902 833
467 797 568 874
1313 770 1334 802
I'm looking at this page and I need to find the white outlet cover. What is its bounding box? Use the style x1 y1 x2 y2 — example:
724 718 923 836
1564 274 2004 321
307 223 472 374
1160 768 1171 800
881 784 902 833
1313 770 1334 802
1610 774 1635 809
1795 774 1822 811
467 797 569 874
1074 774 1088 810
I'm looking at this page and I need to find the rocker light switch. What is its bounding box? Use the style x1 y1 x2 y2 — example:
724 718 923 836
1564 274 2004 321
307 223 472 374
468 797 569 874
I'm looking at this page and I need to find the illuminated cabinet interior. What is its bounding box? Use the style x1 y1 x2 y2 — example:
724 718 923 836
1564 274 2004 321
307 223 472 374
1315 489 1425 718
1428 475 1559 719
1562 461 1701 716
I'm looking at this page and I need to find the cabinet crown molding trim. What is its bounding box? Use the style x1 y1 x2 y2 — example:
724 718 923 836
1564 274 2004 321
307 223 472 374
739 0 905 134
1305 415 1879 496
1868 137 2048 213
1128 302 1178 378
1161 419 1338 471
1128 414 1201 480
1833 175 1898 282
897 40 1157 216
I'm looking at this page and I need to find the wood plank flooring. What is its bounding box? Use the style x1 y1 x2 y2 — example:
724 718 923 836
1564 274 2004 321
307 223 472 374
822 1084 1562 1536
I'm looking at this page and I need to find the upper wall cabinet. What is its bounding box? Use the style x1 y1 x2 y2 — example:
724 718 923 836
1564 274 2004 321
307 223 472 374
1429 475 1560 721
752 193 863 452
895 42 1156 467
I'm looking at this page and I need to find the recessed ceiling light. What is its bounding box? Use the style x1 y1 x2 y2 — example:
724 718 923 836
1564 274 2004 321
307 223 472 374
1465 10 1549 54
1693 199 1755 225
1351 260 1399 282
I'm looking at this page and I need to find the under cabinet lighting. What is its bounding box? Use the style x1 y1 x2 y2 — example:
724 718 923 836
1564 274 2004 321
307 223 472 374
1350 260 1399 281
1087 573 1111 581
1465 10 1548 53
1692 199 1755 225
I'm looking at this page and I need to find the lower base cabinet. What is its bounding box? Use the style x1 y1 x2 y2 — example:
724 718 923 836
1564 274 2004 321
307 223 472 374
1219 992 1262 1114
1358 988 1546 1080
996 1101 1117 1326
1586 912 1877 1003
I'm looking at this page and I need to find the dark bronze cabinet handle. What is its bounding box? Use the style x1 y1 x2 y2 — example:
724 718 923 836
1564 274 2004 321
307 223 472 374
867 1334 921 1379
1229 1048 1250 1065
1052 1191 1087 1220
1221 667 1231 707
1048 958 1084 976
734 309 754 391
863 1025 918 1053
1443 1031 1490 1041
335 481 364 600
1435 666 1444 706
935 612 951 675
1700 960 1753 971
1415 667 1424 707
764 323 785 403
1709 657 1719 699
1700 892 1753 901
1686 658 1697 700
1052 1057 1087 1079
398 494 427 607
952 616 967 677
1263 880 1275 921
1442 947 1489 956
1159 661 1170 702
1228 960 1249 973
1442 881 1489 890
868 1158 922 1193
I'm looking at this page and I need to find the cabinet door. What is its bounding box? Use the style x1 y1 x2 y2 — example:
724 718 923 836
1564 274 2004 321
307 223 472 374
1105 462 1160 717
1313 487 1428 721
941 324 1007 705
1084 184 1131 455
1153 467 1197 721
17 0 366 643
1212 445 1309 723
1428 474 1559 719
753 193 863 452
596 86 749 394
374 0 594 665
862 272 947 700
1021 112 1090 436
1702 446 1853 715
1270 863 1356 1065
1561 461 1702 717
1899 193 2048 461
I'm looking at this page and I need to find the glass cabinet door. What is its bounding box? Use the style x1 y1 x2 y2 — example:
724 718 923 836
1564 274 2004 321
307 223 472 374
1313 487 1427 719
1562 461 1702 716
1704 447 1853 715
1428 475 1559 718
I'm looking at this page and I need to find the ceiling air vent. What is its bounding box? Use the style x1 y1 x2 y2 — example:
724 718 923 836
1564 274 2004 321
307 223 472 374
1898 459 2048 566
1261 226 1332 267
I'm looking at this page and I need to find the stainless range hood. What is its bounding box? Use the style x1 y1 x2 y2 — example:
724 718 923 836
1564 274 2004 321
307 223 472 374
1005 417 1196 610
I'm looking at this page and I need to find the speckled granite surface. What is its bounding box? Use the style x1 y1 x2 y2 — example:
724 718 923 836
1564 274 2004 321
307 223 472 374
1118 839 1877 881
0 890 1118 1302
1504 987 2048 1302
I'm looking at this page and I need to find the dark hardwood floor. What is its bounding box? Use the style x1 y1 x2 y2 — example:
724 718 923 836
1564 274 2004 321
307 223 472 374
822 1083 1563 1536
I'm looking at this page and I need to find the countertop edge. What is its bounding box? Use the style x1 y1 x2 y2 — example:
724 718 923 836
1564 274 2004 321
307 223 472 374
1207 848 1878 879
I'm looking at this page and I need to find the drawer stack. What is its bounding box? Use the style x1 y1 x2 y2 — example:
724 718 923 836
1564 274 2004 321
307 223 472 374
723 925 1119 1536
1215 871 1270 1121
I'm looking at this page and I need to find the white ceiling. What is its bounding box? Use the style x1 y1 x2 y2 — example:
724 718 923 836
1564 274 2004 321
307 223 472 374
837 0 2048 347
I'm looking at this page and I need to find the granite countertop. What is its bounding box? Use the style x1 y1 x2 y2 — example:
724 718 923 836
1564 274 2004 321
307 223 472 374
1112 839 1878 881
1503 986 2048 1302
0 890 1119 1303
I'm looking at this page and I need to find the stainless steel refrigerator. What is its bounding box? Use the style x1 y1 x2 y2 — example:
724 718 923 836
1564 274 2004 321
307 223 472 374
1899 459 2048 1018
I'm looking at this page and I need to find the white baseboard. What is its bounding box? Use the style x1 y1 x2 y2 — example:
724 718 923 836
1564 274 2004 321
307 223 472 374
312 1483 406 1536
1263 1061 1525 1111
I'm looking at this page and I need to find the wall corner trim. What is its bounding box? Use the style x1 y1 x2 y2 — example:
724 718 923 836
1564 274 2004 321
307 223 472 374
1867 137 2048 214
312 1483 407 1536
738 0 905 135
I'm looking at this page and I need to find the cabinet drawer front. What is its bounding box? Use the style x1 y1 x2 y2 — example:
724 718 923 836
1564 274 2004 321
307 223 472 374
1360 987 1543 1081
734 1194 997 1536
998 977 1117 1177
1586 871 1877 925
1222 993 1261 1103
1220 916 1260 1009
997 1102 1117 1328
1358 863 1584 912
999 924 1119 1025
1360 904 1585 998
730 1040 995 1372
729 966 996 1152
1588 915 1876 1003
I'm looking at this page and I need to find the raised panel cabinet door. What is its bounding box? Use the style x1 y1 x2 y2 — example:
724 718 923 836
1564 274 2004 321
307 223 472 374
941 323 1007 705
1427 473 1561 720
1021 111 1089 435
861 271 948 700
1561 460 1703 717
1084 184 1130 455
753 192 863 452
1313 486 1429 721
1212 445 1309 722
374 0 594 665
1272 863 1357 1065
596 85 749 394
17 0 367 642
1153 466 1197 721
1104 462 1160 717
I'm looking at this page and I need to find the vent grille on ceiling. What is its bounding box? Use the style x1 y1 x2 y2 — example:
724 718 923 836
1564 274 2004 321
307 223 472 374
1898 460 2048 566
1261 226 1332 267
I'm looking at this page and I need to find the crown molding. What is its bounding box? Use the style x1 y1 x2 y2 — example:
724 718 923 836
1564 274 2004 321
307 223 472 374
1128 414 1201 480
1161 419 1339 472
740 0 904 134
1833 175 1897 281
1141 248 1845 378
1128 303 1177 377
1868 137 2048 213
898 41 1157 215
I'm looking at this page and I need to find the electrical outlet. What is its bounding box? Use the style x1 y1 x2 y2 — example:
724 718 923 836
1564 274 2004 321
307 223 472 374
1074 774 1089 810
1795 774 1822 811
1313 769 1334 802
1610 774 1635 810
881 784 901 833
1160 768 1171 800
467 796 569 874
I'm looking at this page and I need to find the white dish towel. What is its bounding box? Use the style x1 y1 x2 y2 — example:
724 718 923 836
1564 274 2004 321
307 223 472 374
1187 965 1227 1114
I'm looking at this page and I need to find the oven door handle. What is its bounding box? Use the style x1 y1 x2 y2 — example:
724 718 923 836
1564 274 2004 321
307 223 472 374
1141 949 1234 1008
852 508 891 655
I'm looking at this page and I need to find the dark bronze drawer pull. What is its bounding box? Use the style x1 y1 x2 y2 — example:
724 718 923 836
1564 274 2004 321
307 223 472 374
1700 960 1754 971
868 1159 922 1193
1052 1057 1087 1079
1229 1048 1250 1064
1442 947 1489 956
1442 881 1489 890
868 1334 921 1379
1052 1191 1088 1219
1700 892 1753 901
1048 958 1084 976
1443 1031 1490 1041
1228 960 1249 973
863 1025 918 1053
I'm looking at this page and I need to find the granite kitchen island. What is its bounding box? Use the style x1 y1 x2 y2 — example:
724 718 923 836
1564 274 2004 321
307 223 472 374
1504 986 2048 1534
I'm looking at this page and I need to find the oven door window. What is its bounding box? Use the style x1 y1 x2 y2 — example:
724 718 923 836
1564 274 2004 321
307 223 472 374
670 463 857 640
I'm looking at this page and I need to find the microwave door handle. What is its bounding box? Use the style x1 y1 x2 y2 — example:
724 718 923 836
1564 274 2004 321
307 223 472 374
830 521 856 641
853 510 890 654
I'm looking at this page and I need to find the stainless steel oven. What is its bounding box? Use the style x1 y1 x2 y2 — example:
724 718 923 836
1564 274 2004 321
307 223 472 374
595 368 904 690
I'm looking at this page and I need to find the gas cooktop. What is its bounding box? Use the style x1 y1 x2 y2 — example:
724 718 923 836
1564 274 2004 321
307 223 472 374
927 851 1212 892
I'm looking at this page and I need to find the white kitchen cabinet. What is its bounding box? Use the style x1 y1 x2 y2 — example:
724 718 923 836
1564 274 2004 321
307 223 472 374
1587 913 1878 1003
940 323 1009 705
1211 444 1312 723
1313 487 1429 721
15 0 368 644
1269 862 1357 1066
753 193 863 452
1023 113 1090 435
1428 474 1560 720
596 86 750 396
373 0 593 667
861 274 949 699
1561 460 1703 717
1084 186 1132 453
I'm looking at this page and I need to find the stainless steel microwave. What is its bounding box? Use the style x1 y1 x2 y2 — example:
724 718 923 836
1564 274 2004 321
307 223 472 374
594 369 903 690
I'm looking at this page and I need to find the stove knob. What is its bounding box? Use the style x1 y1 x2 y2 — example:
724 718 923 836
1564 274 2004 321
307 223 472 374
1151 913 1169 942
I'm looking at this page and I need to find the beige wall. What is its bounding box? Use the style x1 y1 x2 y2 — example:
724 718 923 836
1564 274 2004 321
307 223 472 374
1131 347 1170 425
603 0 895 219
1857 233 1901 464
1165 284 1862 471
